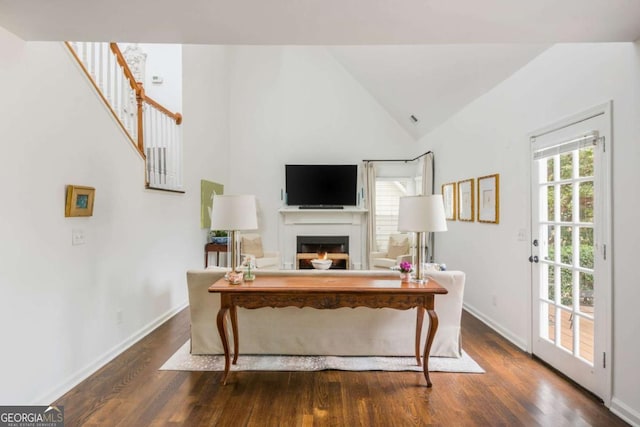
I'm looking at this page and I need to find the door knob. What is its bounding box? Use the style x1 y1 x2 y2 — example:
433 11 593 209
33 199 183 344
528 255 539 263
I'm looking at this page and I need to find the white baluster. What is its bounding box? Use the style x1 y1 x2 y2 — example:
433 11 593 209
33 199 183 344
98 43 103 89
89 42 96 79
81 42 87 65
120 72 126 126
105 50 112 105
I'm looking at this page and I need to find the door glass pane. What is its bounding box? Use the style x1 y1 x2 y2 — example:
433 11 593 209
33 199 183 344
579 147 594 177
547 157 555 182
544 225 555 261
560 152 573 180
560 267 573 306
546 185 555 221
578 316 594 364
579 181 594 223
560 184 572 222
579 228 594 269
540 302 555 342
560 309 574 353
560 227 572 264
545 265 555 301
579 272 594 313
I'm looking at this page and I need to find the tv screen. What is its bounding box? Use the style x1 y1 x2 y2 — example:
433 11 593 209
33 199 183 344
285 164 358 206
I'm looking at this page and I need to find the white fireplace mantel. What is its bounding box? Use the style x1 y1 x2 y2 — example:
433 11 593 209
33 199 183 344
278 207 367 225
278 207 368 269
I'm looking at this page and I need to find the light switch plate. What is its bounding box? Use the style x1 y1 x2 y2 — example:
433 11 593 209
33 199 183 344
72 229 86 245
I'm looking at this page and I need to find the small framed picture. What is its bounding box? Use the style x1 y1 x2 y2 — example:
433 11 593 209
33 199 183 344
477 174 499 224
65 185 95 217
441 182 457 220
457 179 475 222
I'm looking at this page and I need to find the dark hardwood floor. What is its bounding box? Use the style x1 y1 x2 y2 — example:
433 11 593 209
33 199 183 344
54 309 627 426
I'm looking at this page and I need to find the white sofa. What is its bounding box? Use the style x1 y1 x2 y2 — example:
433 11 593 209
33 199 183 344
186 269 465 358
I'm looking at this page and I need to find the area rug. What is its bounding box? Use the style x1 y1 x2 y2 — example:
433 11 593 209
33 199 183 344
159 341 484 373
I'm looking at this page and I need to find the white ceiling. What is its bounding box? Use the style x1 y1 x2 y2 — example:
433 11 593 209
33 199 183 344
330 44 550 139
1 0 638 139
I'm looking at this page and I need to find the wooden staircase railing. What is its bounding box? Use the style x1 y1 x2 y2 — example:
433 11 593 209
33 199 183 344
65 41 184 192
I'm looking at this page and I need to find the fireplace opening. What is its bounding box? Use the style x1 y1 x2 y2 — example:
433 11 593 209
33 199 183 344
296 235 349 269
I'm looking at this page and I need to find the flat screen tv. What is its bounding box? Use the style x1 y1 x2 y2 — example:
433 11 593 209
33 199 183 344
285 164 358 207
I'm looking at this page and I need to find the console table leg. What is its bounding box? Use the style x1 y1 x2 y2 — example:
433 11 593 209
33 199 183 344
423 308 439 387
230 305 239 364
216 307 231 385
415 307 425 366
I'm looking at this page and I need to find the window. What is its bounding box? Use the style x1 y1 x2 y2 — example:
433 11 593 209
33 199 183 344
375 178 414 251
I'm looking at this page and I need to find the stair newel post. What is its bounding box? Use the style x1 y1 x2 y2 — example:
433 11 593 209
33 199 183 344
136 82 145 156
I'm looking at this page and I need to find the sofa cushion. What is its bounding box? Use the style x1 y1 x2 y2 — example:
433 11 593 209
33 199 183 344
241 235 264 258
387 235 409 259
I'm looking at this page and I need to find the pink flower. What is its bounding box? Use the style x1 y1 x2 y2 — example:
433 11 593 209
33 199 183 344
399 261 413 273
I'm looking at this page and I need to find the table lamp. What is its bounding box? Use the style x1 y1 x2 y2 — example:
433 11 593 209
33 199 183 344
398 195 448 283
210 195 258 274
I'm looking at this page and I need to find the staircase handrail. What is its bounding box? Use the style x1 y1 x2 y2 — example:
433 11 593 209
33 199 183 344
65 41 184 191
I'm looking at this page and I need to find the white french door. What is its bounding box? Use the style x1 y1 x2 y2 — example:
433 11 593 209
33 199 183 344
530 104 611 402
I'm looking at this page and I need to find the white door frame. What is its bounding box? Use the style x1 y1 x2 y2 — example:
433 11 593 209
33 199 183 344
528 101 612 405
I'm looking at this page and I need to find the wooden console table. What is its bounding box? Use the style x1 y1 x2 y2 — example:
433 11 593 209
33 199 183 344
208 275 447 386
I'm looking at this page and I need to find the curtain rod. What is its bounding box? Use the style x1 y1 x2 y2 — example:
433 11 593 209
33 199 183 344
362 150 432 163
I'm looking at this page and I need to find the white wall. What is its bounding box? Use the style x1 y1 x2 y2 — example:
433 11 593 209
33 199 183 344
420 43 640 422
139 43 183 114
182 44 230 190
0 28 220 404
224 46 415 257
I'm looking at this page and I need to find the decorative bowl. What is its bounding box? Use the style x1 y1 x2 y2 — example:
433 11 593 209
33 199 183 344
311 259 332 270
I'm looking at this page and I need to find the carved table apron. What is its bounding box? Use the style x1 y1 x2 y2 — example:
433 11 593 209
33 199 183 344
208 275 448 387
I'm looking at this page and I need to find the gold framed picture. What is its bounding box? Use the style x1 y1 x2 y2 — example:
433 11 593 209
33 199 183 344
441 182 457 220
477 173 499 224
457 178 475 222
65 185 95 217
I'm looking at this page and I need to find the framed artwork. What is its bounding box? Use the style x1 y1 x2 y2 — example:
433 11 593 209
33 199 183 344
201 180 224 228
477 173 500 224
441 182 457 220
65 185 95 217
457 179 475 222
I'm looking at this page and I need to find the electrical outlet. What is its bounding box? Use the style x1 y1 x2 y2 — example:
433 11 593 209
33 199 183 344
72 229 86 245
116 309 124 325
492 295 497 306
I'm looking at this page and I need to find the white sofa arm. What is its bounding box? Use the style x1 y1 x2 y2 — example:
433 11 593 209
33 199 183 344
425 270 465 357
186 269 228 354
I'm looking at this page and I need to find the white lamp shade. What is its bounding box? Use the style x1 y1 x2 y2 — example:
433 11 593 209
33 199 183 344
398 195 448 232
210 195 258 231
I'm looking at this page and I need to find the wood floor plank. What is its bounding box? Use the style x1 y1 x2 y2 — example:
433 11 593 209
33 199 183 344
54 309 628 426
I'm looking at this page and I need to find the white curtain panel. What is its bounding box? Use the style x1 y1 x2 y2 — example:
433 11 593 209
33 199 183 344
422 153 435 261
364 162 377 268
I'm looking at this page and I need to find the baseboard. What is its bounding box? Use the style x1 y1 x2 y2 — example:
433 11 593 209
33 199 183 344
463 302 529 352
34 300 188 405
610 397 640 426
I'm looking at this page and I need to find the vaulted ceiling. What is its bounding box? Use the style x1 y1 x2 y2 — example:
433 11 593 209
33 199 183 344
1 0 638 139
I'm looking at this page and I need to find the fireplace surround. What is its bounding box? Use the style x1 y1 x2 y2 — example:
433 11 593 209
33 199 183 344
278 207 367 270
